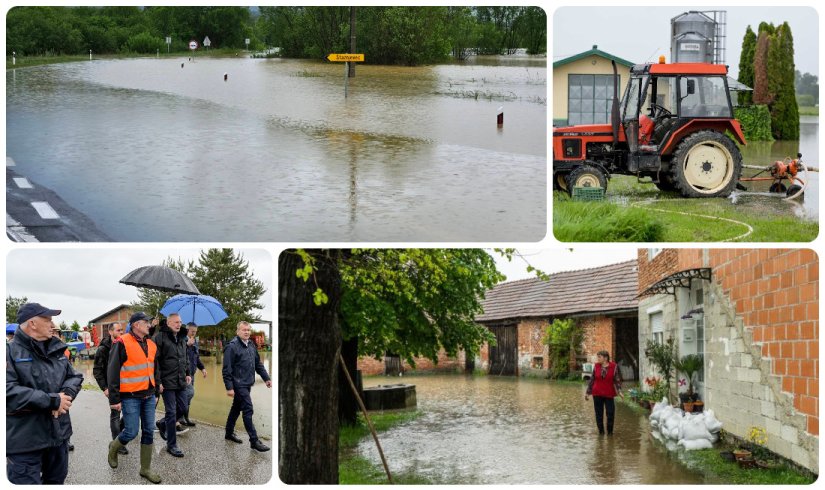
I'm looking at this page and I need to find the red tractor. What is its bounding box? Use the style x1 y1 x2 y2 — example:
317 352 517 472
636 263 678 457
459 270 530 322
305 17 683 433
554 59 745 198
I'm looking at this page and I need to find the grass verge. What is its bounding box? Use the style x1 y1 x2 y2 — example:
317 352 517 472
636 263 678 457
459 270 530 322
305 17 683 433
679 447 816 484
554 175 818 242
340 410 431 484
798 106 819 116
7 49 249 69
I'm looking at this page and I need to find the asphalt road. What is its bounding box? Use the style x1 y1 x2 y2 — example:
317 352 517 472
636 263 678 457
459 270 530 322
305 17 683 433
62 388 272 485
6 161 111 242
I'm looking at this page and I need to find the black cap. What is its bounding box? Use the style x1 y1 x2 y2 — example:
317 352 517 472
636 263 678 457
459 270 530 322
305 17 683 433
17 303 62 324
129 312 153 324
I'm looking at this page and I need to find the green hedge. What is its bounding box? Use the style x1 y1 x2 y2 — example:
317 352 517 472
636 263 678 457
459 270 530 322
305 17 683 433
734 105 774 141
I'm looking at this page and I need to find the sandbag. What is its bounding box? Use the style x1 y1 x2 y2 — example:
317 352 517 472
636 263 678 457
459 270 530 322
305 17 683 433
678 438 714 450
681 415 713 441
703 409 723 433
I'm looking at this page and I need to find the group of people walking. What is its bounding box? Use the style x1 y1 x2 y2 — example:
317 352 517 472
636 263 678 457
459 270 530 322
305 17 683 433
7 303 272 485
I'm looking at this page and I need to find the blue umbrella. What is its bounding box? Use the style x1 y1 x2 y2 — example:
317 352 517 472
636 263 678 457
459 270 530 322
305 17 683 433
160 294 228 326
7 323 19 334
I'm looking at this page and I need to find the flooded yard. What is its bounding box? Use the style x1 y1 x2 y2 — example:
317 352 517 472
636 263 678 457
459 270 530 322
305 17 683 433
357 375 708 484
6 56 546 241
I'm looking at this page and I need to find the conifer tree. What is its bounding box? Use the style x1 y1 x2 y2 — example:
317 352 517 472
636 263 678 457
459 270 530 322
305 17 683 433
738 25 756 105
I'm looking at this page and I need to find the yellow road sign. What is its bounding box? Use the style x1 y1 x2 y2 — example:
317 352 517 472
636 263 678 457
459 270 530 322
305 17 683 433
327 53 364 62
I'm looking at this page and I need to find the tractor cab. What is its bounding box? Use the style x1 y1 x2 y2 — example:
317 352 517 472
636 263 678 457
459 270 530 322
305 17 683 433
622 62 736 173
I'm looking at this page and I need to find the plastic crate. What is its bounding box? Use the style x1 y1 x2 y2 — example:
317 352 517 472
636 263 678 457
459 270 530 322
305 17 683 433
572 186 605 201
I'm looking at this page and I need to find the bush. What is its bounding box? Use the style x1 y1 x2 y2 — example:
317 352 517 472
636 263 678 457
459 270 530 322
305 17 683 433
734 105 774 141
122 32 164 54
554 199 664 242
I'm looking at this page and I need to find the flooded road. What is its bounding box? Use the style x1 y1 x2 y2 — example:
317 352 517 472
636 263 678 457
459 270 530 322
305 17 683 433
357 375 706 484
6 56 546 241
75 352 272 437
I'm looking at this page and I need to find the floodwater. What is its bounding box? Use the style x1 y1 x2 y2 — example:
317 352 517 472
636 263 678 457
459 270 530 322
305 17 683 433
74 352 273 437
736 115 819 219
357 375 707 484
6 56 546 241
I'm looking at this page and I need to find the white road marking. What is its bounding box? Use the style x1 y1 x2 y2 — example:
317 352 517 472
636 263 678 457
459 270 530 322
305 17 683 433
6 213 40 242
6 157 16 167
31 201 60 219
13 177 33 189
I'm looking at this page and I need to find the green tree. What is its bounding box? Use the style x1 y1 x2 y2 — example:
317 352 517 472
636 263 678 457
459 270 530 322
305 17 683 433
644 337 678 403
6 295 29 323
70 321 81 332
187 249 266 339
767 22 799 139
752 30 772 105
514 7 546 55
280 248 507 482
795 71 819 105
541 318 583 378
738 25 756 105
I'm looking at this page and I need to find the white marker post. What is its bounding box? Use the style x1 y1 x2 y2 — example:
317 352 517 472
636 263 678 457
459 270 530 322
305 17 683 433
497 106 504 127
89 49 92 61
204 36 211 53
166 36 171 54
245 38 250 51
12 51 15 65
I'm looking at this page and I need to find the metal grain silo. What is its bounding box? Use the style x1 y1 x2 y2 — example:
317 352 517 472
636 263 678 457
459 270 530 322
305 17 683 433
671 11 716 63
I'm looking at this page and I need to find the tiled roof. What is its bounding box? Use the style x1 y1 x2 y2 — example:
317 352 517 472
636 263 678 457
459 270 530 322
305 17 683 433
478 260 638 322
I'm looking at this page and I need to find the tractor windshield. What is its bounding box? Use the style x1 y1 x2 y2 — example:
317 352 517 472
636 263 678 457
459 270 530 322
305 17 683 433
678 76 732 118
622 76 645 121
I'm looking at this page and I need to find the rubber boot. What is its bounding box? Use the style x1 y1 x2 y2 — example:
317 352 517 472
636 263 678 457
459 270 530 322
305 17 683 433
108 438 125 468
139 444 162 484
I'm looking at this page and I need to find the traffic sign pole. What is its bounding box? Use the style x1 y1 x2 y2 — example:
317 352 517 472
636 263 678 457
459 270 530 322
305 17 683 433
327 54 364 98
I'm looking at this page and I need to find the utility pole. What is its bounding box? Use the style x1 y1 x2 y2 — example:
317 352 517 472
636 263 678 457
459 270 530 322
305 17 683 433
348 7 356 78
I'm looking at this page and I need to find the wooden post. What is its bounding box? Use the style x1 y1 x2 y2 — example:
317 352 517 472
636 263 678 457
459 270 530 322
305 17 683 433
339 352 392 484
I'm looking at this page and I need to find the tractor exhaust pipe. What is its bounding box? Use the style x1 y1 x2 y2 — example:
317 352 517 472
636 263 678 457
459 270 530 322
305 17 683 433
611 60 620 147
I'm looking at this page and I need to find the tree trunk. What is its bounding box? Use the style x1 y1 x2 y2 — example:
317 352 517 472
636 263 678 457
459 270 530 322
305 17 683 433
338 332 360 426
278 249 342 484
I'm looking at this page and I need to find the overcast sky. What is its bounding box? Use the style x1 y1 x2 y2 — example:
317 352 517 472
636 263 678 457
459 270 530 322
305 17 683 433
553 6 819 78
491 248 639 282
6 248 272 326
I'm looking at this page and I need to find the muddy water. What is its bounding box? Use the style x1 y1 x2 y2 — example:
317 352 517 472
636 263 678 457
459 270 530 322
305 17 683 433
737 115 819 219
75 352 272 437
358 375 706 484
6 57 546 241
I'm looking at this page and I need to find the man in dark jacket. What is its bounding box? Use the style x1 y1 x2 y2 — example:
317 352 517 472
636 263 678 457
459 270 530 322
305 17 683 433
223 321 271 452
179 322 207 427
6 303 83 484
152 313 191 457
93 322 128 455
107 312 162 483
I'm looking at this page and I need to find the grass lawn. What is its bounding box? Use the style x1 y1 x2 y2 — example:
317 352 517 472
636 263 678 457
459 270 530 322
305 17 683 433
339 410 431 484
798 106 819 116
680 448 816 484
554 176 818 242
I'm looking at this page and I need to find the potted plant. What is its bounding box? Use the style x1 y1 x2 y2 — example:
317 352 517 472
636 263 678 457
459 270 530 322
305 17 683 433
644 338 677 404
674 354 703 411
746 426 779 469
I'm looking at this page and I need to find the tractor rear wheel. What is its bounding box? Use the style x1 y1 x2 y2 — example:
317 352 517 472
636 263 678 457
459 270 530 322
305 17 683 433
566 164 607 193
669 130 742 198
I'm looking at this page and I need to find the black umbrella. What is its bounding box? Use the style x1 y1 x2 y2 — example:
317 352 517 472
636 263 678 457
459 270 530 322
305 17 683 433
119 265 200 295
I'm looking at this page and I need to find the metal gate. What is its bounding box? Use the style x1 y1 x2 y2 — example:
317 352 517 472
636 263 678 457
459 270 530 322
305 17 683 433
489 325 517 376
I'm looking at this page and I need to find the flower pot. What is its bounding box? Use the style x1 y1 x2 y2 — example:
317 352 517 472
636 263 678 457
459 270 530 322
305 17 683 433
692 401 704 413
737 458 757 469
756 459 780 470
733 449 752 461
683 402 694 412
719 450 736 462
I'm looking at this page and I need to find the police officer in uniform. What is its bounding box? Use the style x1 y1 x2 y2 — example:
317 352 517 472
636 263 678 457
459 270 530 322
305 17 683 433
223 321 271 452
107 312 162 484
7 303 83 484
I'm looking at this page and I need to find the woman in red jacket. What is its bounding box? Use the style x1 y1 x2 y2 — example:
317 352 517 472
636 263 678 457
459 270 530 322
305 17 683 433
585 350 624 435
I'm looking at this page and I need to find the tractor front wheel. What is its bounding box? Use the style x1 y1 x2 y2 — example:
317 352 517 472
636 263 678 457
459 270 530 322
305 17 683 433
566 165 608 193
670 130 742 198
553 172 570 192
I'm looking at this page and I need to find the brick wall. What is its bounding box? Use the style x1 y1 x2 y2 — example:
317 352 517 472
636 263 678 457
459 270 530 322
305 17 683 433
89 307 133 346
637 249 681 293
357 350 465 376
580 316 615 363
517 318 549 370
637 248 819 473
